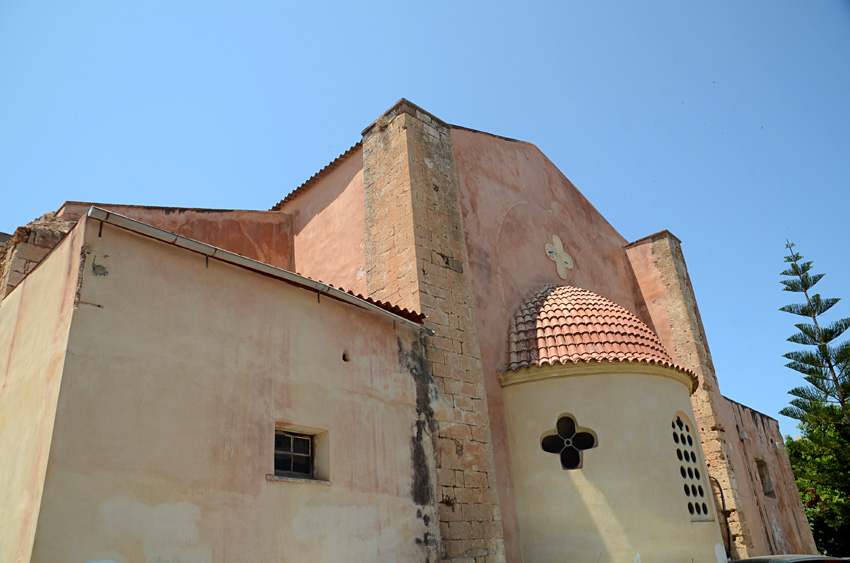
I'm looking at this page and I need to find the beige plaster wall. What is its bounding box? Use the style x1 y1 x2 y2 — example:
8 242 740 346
717 397 817 556
56 203 294 271
276 147 368 294
0 220 83 563
502 365 725 563
450 128 649 560
30 219 438 563
624 232 816 558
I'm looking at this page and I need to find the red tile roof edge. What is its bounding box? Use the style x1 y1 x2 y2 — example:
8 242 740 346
506 284 698 391
269 142 362 211
344 290 426 325
292 273 426 325
508 356 699 389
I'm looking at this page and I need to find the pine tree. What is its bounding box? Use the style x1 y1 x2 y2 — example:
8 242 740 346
778 241 850 427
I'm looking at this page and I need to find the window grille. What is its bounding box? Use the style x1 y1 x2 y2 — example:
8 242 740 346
673 414 713 521
274 430 313 478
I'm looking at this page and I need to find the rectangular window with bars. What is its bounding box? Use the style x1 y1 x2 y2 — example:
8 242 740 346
274 430 313 478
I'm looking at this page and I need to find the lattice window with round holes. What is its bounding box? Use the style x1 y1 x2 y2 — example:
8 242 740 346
672 414 713 522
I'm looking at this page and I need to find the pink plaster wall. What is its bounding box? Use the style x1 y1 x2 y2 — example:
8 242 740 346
622 238 678 357
718 397 817 556
450 128 647 561
56 203 294 271
275 147 367 295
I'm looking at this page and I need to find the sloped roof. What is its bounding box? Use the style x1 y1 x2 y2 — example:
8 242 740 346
507 284 697 386
269 142 362 211
86 206 429 333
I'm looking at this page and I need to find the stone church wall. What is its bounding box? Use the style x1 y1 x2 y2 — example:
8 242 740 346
717 397 817 555
625 232 816 558
449 125 645 561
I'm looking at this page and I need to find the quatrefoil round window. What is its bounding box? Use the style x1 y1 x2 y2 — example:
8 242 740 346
541 414 597 470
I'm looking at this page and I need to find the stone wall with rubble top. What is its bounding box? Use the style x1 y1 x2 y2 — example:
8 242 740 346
0 212 75 301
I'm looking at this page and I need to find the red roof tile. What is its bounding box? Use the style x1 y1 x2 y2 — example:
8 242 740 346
507 285 697 387
290 272 426 326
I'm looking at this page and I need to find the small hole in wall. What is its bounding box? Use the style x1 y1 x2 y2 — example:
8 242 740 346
342 351 350 362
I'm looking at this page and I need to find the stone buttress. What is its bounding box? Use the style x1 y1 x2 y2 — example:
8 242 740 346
363 100 506 563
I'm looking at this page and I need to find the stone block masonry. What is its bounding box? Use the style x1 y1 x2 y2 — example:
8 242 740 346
363 100 506 563
0 212 75 301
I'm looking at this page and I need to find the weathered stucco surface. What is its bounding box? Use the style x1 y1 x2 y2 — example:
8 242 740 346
450 127 649 561
30 219 437 563
502 364 724 563
57 202 295 271
274 146 368 295
0 219 83 563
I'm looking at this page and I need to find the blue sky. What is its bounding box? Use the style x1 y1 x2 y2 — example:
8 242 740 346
2 1 848 436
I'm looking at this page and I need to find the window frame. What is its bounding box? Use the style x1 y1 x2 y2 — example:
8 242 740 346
267 424 331 485
755 458 776 498
274 429 314 479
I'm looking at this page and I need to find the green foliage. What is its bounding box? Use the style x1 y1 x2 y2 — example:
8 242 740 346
785 412 850 556
781 242 850 555
779 242 850 427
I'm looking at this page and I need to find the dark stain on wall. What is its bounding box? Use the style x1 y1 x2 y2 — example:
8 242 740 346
398 335 440 562
398 335 434 505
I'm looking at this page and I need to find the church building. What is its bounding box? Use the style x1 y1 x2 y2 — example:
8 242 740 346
0 100 816 562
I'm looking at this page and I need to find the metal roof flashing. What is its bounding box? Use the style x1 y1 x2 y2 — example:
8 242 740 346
85 206 433 336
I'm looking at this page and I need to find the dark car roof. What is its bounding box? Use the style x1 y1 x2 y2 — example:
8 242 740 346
734 556 847 562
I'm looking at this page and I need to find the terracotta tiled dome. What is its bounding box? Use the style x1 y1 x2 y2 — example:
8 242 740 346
508 285 697 386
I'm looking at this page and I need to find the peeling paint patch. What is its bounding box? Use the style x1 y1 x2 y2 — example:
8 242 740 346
91 255 109 276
